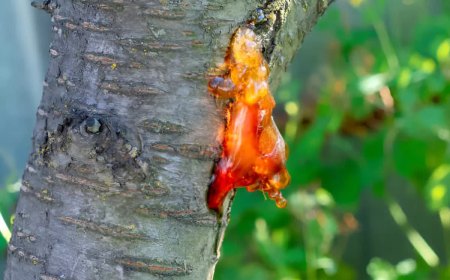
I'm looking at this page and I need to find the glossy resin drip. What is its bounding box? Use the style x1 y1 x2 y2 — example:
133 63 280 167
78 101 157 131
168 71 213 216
207 27 290 212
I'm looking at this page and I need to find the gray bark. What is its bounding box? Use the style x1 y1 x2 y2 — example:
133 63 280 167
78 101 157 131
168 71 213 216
5 0 331 279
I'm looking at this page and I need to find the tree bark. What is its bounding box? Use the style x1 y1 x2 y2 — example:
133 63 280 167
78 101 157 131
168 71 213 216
5 0 331 279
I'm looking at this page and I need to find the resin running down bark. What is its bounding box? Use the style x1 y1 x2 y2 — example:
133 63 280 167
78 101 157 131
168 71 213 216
207 27 290 212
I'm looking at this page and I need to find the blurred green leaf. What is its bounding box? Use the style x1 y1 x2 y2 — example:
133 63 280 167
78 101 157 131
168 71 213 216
367 258 397 280
393 137 427 178
321 158 362 207
399 106 449 139
424 164 450 211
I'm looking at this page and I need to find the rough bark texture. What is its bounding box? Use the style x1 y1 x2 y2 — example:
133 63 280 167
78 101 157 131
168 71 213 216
5 0 331 279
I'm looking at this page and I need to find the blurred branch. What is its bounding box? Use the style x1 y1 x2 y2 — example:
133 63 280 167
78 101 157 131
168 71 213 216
386 196 440 267
302 224 318 280
373 20 399 72
0 212 11 243
439 207 450 264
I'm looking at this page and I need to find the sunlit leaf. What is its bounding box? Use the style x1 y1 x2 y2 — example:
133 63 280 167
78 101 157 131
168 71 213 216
367 258 397 280
436 39 450 62
425 164 450 210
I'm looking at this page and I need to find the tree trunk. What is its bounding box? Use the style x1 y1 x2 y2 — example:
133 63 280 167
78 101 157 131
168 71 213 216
5 0 331 279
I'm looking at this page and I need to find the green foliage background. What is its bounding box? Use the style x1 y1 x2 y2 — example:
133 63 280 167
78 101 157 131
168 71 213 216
1 0 450 279
214 0 450 279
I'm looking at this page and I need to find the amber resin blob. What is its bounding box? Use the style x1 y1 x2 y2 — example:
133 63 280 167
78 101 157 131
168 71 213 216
207 27 291 212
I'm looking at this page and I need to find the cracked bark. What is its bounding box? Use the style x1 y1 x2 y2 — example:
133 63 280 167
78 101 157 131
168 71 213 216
5 0 332 279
